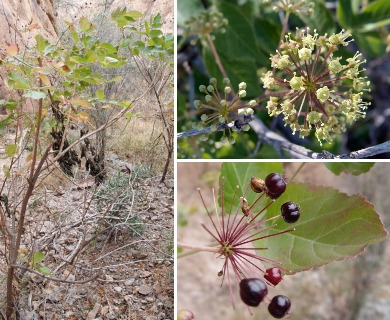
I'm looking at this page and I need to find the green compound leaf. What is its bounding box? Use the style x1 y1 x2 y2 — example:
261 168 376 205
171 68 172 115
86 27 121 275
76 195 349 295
358 0 390 32
258 182 388 274
219 162 284 212
337 0 356 28
325 163 375 176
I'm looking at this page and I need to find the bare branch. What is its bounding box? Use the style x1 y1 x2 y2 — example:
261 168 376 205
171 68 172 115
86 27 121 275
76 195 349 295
177 115 254 139
178 116 390 159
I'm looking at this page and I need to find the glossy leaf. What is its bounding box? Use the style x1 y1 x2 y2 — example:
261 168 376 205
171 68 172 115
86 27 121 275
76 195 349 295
325 163 375 176
258 182 387 274
337 0 356 28
219 162 284 212
359 0 390 32
355 32 386 58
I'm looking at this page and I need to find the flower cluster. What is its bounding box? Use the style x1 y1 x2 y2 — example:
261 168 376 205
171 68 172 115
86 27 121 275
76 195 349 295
198 173 301 318
185 10 228 42
261 28 371 144
263 0 314 16
194 78 255 144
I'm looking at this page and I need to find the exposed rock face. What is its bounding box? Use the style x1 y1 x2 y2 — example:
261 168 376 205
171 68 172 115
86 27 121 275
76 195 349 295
54 0 173 33
0 0 57 98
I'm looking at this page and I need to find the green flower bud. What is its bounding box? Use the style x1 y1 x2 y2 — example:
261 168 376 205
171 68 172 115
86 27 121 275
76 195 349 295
328 59 343 74
224 86 231 94
247 100 256 107
239 82 247 90
199 85 207 93
200 114 208 122
205 94 212 102
194 100 201 109
245 108 254 115
220 99 227 107
207 85 214 92
242 124 251 131
316 86 330 102
290 76 304 90
306 111 322 124
238 90 247 98
298 47 312 61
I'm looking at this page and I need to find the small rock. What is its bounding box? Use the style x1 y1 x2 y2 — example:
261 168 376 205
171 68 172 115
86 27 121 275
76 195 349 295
124 278 135 286
141 271 152 278
113 286 123 293
138 285 152 296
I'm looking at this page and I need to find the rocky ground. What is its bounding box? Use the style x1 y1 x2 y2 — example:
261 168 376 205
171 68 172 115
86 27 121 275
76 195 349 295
177 162 390 320
0 134 174 320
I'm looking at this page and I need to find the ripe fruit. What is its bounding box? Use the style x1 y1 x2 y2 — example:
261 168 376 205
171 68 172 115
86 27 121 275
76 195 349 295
268 295 291 318
281 202 301 223
239 278 268 307
264 267 282 286
265 173 286 199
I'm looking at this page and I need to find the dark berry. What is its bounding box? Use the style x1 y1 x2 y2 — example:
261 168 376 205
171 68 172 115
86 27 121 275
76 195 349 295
264 267 282 286
239 278 268 307
281 201 300 223
265 173 286 199
268 295 291 318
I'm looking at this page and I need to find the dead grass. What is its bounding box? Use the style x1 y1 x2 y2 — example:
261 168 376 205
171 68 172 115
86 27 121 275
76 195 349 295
108 116 170 175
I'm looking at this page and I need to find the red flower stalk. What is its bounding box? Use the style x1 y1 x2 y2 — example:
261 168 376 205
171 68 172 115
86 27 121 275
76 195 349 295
198 176 295 308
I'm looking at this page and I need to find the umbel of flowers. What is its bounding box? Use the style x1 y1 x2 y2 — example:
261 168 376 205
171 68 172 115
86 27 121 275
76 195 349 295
193 78 255 144
261 28 371 144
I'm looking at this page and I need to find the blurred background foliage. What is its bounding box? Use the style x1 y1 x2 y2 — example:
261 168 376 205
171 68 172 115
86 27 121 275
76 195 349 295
177 0 390 159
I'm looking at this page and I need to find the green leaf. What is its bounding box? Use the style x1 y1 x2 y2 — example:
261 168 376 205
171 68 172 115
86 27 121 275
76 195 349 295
32 251 45 265
258 183 387 274
177 0 203 26
111 8 143 27
3 165 10 178
354 31 386 58
118 100 133 108
358 0 390 32
324 163 375 176
5 144 18 157
35 35 46 53
253 17 281 55
300 0 336 34
36 266 51 275
96 89 105 100
79 16 92 32
337 0 356 28
8 72 31 89
23 91 46 100
219 162 284 212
